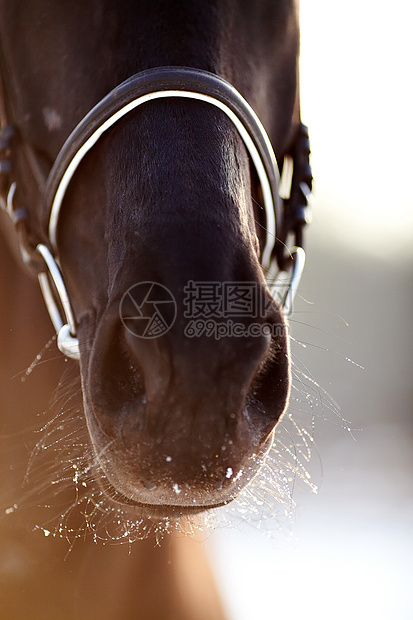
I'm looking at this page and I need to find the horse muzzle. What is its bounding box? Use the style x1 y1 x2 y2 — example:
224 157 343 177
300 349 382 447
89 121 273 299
78 294 290 515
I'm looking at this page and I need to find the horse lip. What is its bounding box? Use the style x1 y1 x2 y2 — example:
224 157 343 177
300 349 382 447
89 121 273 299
97 479 233 518
99 475 241 512
138 502 231 519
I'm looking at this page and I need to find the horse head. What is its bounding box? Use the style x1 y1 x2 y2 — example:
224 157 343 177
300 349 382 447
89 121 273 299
0 1 311 519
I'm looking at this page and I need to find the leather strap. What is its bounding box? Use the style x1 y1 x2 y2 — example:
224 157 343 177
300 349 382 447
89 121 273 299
44 66 282 268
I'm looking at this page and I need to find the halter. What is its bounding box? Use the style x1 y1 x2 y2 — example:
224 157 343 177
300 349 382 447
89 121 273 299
0 67 311 360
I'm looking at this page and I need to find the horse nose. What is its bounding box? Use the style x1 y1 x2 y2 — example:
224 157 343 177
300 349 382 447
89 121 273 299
85 287 285 504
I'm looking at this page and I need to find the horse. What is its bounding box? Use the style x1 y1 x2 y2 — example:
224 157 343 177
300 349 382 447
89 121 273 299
0 1 312 618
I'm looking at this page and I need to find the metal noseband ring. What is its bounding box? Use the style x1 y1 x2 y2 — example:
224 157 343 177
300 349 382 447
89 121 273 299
36 243 80 359
36 67 304 360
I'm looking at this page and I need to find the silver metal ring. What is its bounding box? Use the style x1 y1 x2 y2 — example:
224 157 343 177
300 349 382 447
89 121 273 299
36 243 79 359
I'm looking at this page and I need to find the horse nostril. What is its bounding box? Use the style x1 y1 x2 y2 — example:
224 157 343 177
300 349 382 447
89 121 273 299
89 323 147 430
142 479 157 491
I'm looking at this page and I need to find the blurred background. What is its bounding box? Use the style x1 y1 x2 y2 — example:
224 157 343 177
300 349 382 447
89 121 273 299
209 1 413 618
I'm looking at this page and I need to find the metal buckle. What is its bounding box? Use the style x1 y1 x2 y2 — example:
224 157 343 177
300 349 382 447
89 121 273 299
36 244 80 360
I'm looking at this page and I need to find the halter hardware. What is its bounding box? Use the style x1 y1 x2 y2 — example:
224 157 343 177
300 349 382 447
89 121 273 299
1 67 312 360
36 244 80 359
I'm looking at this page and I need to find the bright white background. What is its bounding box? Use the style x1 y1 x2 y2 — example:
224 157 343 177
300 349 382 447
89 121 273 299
209 2 413 618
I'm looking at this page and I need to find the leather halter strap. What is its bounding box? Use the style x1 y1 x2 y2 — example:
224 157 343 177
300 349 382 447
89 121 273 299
45 67 281 268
